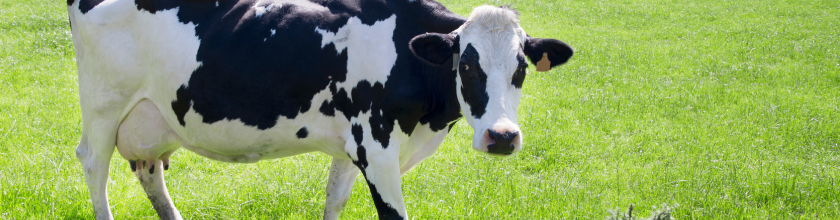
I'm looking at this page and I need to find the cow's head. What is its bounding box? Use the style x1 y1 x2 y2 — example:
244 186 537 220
409 5 573 155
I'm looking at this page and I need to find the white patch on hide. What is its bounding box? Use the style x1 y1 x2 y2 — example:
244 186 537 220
314 15 398 102
254 1 282 18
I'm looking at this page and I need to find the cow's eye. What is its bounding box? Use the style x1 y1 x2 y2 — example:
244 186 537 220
511 67 526 88
459 62 478 79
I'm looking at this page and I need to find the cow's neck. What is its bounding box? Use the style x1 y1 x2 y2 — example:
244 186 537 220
407 0 467 130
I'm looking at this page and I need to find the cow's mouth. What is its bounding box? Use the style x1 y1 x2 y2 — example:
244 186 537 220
486 144 515 155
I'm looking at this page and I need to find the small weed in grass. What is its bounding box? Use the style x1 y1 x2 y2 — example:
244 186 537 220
607 204 676 220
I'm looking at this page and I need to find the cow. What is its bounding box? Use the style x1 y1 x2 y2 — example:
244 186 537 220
66 0 573 219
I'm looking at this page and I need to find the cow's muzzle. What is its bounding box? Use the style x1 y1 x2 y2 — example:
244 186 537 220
486 129 518 155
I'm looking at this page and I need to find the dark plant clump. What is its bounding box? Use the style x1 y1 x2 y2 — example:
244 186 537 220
606 204 676 220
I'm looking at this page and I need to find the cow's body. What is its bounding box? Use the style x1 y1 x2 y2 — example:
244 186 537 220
71 0 462 161
68 0 573 219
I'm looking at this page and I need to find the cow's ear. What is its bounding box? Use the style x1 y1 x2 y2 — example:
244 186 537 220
523 37 574 72
410 33 457 66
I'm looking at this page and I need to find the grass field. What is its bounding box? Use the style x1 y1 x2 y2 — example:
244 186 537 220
1 0 839 219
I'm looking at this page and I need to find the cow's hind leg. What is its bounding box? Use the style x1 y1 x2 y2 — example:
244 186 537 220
134 160 181 220
323 158 361 220
76 125 117 220
76 132 114 219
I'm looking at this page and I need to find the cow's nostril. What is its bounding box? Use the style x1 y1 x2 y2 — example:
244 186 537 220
487 129 495 141
488 129 518 142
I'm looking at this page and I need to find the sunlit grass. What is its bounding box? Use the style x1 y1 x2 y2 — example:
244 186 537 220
1 0 838 219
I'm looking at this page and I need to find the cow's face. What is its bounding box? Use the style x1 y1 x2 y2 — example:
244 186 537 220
410 6 573 155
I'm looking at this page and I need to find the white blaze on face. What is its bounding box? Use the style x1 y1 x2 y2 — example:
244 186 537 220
455 6 529 155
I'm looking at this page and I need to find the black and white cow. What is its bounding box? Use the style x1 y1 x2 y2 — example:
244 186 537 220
67 0 573 219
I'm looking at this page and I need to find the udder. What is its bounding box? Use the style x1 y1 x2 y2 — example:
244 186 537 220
117 99 182 174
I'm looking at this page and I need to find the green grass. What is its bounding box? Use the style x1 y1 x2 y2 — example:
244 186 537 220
1 0 838 219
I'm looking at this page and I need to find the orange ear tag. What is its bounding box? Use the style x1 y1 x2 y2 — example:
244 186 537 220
536 52 551 72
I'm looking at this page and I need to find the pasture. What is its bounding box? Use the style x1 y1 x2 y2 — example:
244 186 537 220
1 0 838 218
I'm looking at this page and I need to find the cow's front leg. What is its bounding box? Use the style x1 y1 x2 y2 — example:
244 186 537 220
323 157 361 220
346 133 406 219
